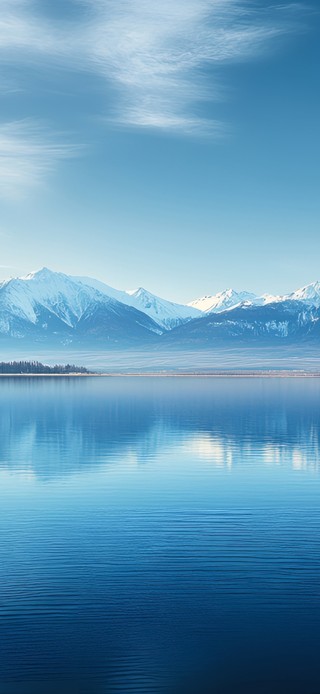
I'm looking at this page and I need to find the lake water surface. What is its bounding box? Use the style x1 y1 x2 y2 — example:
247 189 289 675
0 377 320 693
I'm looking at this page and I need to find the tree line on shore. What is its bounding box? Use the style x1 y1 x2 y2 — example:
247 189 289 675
0 361 89 374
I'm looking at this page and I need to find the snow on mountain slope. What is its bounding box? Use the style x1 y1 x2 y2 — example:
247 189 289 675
76 277 200 329
125 287 200 329
258 293 283 305
0 268 105 329
2 268 320 345
0 268 161 341
74 275 129 304
188 289 289 313
188 289 258 313
165 299 315 344
288 281 320 307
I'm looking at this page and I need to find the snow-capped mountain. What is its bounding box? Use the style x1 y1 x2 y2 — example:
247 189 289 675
258 293 283 306
1 268 320 347
165 299 317 344
287 281 320 307
188 283 320 315
0 268 161 344
0 268 102 328
188 288 285 313
188 289 258 313
76 277 200 329
124 287 200 329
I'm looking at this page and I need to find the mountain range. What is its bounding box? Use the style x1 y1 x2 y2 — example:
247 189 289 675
0 267 320 347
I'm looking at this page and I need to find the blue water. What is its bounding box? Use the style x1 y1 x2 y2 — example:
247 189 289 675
0 377 320 694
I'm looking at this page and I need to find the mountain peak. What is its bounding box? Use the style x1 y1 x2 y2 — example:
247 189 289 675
188 288 257 313
289 281 320 306
126 287 144 297
303 280 320 292
73 279 200 329
22 267 57 281
1 268 320 345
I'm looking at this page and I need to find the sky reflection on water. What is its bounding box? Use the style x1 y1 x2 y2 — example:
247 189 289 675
0 377 320 693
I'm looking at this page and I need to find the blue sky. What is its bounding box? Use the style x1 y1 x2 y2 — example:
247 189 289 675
0 0 319 302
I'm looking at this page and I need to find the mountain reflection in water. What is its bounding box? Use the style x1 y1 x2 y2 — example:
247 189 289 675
0 377 320 693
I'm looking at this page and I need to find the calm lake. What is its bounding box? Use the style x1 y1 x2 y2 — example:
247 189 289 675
0 377 320 693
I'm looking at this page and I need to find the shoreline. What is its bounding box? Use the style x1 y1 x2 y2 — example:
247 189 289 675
1 371 320 378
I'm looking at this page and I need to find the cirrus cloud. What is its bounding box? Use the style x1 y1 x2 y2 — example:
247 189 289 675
80 0 290 133
0 1 305 196
0 120 79 199
0 0 302 135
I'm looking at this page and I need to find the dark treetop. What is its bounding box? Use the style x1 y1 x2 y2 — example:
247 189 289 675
0 361 90 374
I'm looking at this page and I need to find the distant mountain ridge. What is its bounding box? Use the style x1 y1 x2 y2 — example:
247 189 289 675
75 276 200 329
164 300 318 345
188 289 260 313
187 285 320 313
0 267 320 346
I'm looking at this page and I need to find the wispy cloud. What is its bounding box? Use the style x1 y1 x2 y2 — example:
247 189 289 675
0 120 78 199
80 0 293 133
0 0 71 58
0 3 80 195
0 1 303 136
